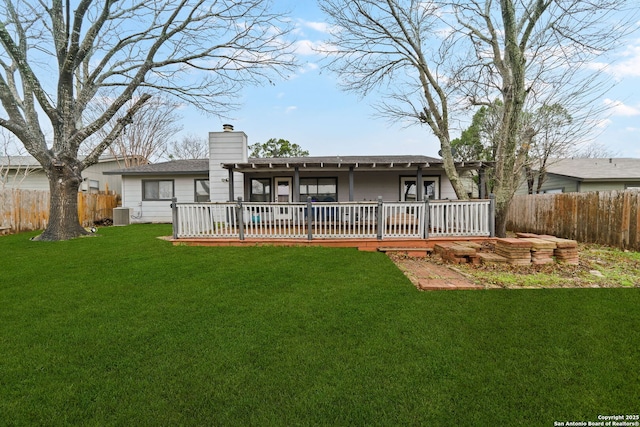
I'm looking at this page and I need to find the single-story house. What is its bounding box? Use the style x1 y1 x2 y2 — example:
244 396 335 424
104 125 491 223
0 155 128 194
517 158 640 194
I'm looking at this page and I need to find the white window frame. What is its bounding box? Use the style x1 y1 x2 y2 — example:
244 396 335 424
400 176 440 201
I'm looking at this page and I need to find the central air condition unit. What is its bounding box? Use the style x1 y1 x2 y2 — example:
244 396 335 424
113 207 131 226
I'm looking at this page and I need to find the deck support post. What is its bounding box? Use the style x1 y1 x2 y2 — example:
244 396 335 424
417 166 423 202
228 168 235 202
236 197 245 240
171 197 178 239
376 196 383 240
489 193 496 237
348 166 354 201
307 196 313 240
424 199 430 239
293 167 300 202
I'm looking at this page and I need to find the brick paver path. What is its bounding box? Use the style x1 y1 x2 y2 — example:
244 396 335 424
391 257 484 291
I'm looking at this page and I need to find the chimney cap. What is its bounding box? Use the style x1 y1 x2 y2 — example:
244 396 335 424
222 124 234 132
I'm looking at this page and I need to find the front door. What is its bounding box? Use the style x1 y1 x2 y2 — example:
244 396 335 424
274 177 292 220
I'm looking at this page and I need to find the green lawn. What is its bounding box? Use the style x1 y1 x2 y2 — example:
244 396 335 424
1 225 638 426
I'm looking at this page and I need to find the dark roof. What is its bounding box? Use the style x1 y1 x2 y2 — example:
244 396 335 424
103 159 209 175
223 155 487 171
546 158 640 180
103 155 489 175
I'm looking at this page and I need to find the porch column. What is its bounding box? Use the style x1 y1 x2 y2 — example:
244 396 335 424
228 168 235 202
349 166 354 201
478 167 486 199
416 166 424 202
293 167 300 202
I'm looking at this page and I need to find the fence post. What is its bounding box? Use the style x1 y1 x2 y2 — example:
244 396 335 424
236 197 244 241
424 199 430 239
307 196 313 240
377 196 383 240
489 193 496 237
171 197 178 239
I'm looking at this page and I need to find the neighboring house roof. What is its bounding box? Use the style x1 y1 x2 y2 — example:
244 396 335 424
1 155 137 169
0 156 43 168
544 158 640 181
223 155 488 171
103 159 209 175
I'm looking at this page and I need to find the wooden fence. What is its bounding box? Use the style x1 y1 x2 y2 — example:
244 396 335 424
0 189 118 234
506 190 640 250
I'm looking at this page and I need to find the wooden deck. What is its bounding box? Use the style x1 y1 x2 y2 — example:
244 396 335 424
168 235 494 253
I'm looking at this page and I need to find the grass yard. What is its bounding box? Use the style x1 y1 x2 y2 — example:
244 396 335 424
1 225 638 426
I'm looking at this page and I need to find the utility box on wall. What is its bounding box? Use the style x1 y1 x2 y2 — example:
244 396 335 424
113 207 131 226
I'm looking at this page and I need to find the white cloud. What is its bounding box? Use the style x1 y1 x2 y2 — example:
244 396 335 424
303 21 331 33
603 98 640 116
285 106 298 114
589 39 640 79
294 39 318 56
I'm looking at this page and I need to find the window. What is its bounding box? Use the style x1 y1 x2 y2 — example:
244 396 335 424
195 179 210 202
143 180 174 200
250 178 271 202
300 178 337 202
400 177 439 201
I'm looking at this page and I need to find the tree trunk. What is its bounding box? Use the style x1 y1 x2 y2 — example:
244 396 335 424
494 198 510 238
34 163 89 241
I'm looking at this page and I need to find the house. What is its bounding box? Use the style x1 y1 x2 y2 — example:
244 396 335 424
0 155 128 194
517 158 640 194
104 125 491 224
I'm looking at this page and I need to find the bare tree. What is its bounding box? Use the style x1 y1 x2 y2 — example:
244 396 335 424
85 95 183 167
317 0 469 199
0 0 296 240
168 133 209 160
318 0 636 236
575 142 621 159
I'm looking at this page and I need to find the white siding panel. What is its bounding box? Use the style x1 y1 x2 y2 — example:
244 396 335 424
122 174 207 223
2 171 50 191
209 131 247 202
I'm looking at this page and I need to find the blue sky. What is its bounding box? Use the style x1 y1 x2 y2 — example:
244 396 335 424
180 1 640 158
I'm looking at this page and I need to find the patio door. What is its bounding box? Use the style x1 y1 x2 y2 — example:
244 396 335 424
401 177 440 201
274 177 292 220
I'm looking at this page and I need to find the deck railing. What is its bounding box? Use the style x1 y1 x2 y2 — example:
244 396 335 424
172 197 495 240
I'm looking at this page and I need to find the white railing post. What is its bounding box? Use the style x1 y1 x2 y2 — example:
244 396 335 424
376 196 383 240
424 199 429 239
236 197 244 240
171 197 178 239
307 196 313 240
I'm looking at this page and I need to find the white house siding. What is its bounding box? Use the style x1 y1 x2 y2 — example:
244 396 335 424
1 170 50 191
209 130 247 202
83 161 124 193
579 181 640 192
2 160 124 194
240 170 452 202
122 174 208 223
516 174 578 195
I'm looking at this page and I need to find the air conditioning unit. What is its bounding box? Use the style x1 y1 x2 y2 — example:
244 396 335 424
113 207 131 226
